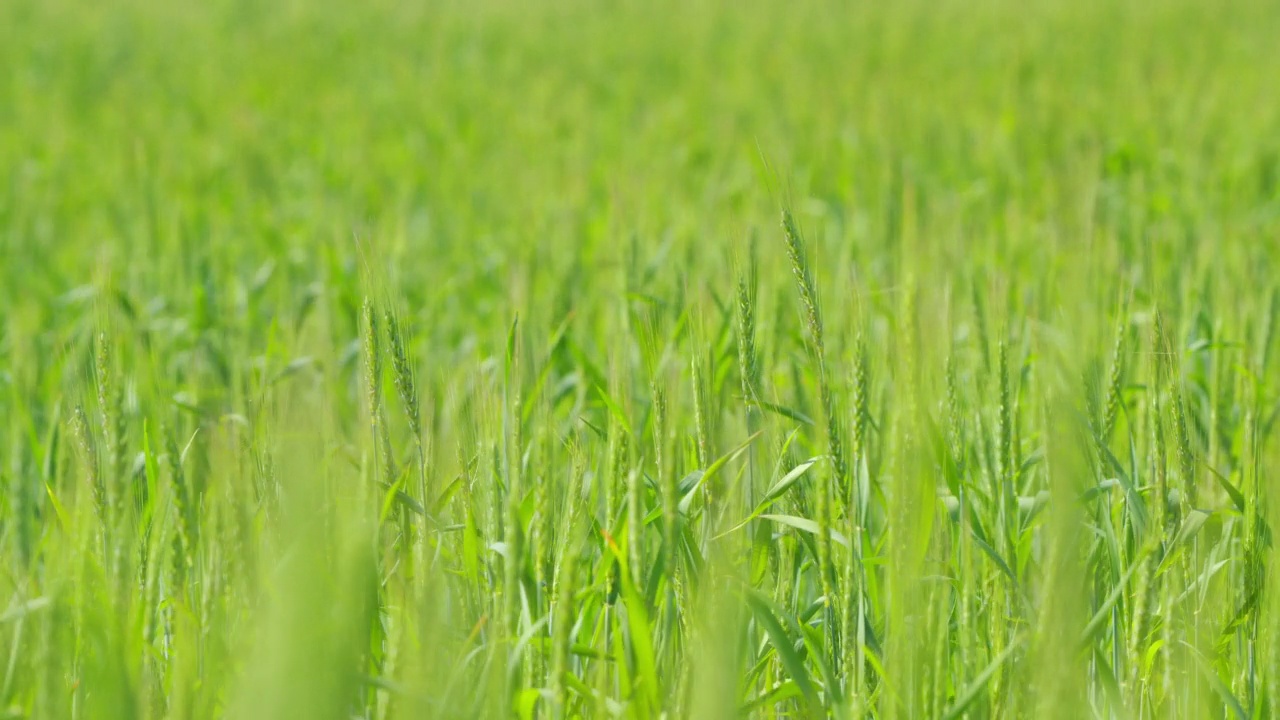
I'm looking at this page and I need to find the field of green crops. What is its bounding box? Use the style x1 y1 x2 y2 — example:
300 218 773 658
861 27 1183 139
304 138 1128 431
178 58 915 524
4 0 1280 717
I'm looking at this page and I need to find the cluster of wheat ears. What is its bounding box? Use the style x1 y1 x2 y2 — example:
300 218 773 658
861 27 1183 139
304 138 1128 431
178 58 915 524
8 208 1267 719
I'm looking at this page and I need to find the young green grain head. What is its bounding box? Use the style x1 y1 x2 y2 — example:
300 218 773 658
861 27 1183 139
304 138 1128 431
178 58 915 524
71 403 106 527
384 310 422 442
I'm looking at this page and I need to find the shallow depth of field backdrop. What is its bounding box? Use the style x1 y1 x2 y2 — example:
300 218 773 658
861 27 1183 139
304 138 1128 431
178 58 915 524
3 0 1280 718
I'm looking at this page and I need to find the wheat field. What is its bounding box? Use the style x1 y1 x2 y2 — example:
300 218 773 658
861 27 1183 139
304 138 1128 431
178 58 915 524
3 0 1280 717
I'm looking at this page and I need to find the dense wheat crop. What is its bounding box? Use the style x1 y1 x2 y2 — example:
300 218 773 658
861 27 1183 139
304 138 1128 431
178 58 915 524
3 0 1280 717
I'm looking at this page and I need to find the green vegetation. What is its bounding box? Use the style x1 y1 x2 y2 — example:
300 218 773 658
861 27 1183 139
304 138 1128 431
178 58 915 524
4 0 1280 717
